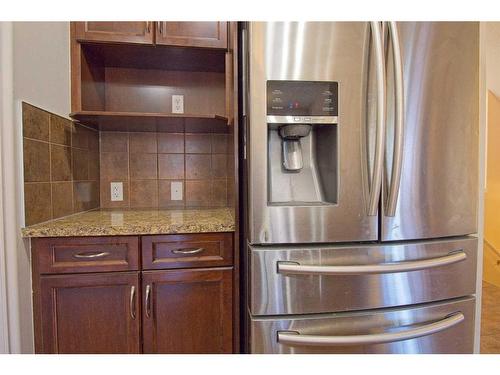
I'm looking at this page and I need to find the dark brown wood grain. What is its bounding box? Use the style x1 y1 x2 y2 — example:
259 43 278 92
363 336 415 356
38 272 141 353
142 233 233 270
142 267 233 353
33 236 139 274
156 22 228 49
74 22 154 44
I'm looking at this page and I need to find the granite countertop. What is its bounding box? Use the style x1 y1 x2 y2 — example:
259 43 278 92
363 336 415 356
21 208 235 238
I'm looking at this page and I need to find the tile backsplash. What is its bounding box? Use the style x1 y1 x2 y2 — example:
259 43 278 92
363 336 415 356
23 103 100 225
99 131 230 209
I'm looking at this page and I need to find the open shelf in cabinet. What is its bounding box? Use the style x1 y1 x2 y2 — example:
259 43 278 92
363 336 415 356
71 42 233 131
70 110 229 133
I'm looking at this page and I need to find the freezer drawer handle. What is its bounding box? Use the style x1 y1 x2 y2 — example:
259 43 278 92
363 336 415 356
277 250 466 275
277 312 464 347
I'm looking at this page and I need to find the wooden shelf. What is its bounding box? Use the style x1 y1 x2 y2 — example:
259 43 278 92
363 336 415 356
70 111 229 133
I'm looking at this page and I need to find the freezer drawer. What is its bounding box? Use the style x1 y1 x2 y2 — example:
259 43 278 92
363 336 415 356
250 237 477 315
250 297 475 353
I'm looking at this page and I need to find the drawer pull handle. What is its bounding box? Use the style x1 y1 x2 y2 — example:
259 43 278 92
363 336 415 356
145 284 152 319
277 312 464 347
129 286 136 320
73 251 110 259
171 247 205 255
277 251 466 276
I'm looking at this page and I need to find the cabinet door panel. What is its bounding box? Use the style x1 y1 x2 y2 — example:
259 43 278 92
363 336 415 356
74 21 153 44
156 22 228 48
142 268 232 353
39 272 140 353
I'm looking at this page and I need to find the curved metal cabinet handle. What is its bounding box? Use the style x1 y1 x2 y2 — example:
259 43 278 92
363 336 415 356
386 21 405 217
129 286 136 320
145 285 152 319
368 21 387 216
171 247 205 255
277 251 466 276
73 251 110 259
146 21 151 33
277 312 464 347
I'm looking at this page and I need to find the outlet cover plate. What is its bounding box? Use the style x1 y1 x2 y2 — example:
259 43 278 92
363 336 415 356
111 182 123 201
171 181 183 201
172 95 184 114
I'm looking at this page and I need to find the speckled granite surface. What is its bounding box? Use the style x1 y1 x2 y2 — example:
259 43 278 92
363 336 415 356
21 208 235 238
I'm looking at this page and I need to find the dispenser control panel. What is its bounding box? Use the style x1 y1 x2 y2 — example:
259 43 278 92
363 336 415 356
267 80 338 124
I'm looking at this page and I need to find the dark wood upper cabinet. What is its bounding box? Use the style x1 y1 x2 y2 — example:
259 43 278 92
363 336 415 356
74 21 154 44
142 268 233 353
73 22 228 49
37 272 141 354
156 22 228 49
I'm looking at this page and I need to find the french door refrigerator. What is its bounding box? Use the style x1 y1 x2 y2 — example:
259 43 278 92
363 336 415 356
241 22 479 353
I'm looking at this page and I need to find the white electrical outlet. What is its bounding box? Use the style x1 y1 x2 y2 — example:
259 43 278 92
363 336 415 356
110 182 123 201
171 181 183 201
172 95 184 114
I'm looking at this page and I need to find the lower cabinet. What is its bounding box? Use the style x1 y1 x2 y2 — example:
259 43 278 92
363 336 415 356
142 268 233 353
32 234 235 354
38 272 141 354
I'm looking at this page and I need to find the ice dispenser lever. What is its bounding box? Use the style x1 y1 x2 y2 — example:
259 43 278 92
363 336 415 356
279 124 312 171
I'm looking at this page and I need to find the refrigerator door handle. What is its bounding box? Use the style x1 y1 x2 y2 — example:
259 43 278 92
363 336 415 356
385 21 405 217
367 21 387 216
277 312 464 347
277 250 466 275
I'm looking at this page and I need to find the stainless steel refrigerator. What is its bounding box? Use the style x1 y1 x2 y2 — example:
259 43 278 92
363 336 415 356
240 22 479 353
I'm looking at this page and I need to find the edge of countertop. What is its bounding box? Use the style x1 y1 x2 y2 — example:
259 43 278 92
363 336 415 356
21 208 236 238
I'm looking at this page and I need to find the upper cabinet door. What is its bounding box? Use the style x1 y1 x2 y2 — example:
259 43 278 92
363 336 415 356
156 22 228 49
74 21 154 44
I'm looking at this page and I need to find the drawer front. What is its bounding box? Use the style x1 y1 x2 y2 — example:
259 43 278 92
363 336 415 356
250 297 475 354
142 233 233 270
33 237 139 274
250 237 477 315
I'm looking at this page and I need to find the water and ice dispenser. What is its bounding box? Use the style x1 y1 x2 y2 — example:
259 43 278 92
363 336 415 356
267 80 339 205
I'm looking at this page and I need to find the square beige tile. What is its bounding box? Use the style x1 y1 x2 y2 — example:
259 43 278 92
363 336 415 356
158 133 184 153
50 114 72 146
212 134 228 154
23 139 50 182
185 180 211 208
52 182 74 218
50 144 72 182
185 133 211 153
212 178 228 207
211 154 227 178
186 154 211 179
158 154 184 179
129 153 157 179
100 152 129 180
129 132 157 153
24 182 52 225
72 148 89 181
22 103 49 141
73 181 99 212
130 180 158 208
100 132 128 153
72 123 90 149
158 180 185 208
88 130 100 150
88 151 100 181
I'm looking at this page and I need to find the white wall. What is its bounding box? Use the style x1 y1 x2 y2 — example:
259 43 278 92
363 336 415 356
474 21 500 353
485 22 500 97
13 22 70 115
0 21 70 353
